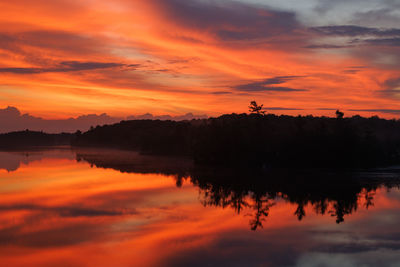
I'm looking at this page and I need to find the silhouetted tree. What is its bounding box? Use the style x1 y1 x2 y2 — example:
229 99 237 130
364 191 375 209
249 196 275 230
294 203 306 221
249 101 266 115
336 110 344 119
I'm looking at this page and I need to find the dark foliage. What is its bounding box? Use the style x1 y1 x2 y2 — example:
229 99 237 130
336 109 344 119
186 166 400 229
74 113 400 168
0 130 73 149
74 148 192 179
73 120 191 155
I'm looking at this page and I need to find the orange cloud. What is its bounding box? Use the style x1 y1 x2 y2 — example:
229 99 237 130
0 0 399 118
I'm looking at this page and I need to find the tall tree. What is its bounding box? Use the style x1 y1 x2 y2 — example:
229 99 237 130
336 110 344 119
249 101 266 115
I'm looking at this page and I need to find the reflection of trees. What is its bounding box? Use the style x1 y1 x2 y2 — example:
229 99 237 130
249 195 275 231
74 148 192 178
364 190 375 209
74 149 400 231
186 167 400 230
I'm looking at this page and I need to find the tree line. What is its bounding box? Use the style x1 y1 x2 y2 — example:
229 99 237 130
72 110 400 168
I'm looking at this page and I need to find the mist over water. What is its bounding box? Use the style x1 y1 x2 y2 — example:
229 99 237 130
1 148 400 267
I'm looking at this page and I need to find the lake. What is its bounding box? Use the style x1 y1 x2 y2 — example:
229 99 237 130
0 148 400 267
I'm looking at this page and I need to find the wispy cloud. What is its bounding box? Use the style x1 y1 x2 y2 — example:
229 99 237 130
233 76 308 92
363 37 400 47
264 107 303 111
308 25 400 49
0 61 128 74
310 25 400 37
305 44 352 49
349 109 400 115
0 203 135 217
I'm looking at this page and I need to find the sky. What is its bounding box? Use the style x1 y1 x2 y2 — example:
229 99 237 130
0 0 400 120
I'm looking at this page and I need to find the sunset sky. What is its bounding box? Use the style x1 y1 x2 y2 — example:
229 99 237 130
0 0 400 119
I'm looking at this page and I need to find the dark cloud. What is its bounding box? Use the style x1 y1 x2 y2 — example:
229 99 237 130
0 106 20 118
159 228 305 267
233 76 308 92
342 66 367 74
307 25 400 51
155 0 301 41
349 109 400 114
310 25 400 37
0 68 42 74
342 69 360 74
237 87 308 92
313 241 400 254
0 61 126 74
363 37 400 46
211 91 232 95
0 106 122 133
369 232 400 242
127 112 207 121
384 77 400 89
379 76 400 97
305 44 352 49
262 76 306 85
264 107 303 110
0 106 208 133
348 65 368 69
59 61 125 71
236 86 306 92
0 204 132 218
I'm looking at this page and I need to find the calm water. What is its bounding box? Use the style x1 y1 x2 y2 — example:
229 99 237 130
1 148 400 267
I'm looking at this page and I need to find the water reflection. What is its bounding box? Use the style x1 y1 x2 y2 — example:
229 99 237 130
0 148 400 267
0 148 74 172
75 148 400 229
189 168 400 229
